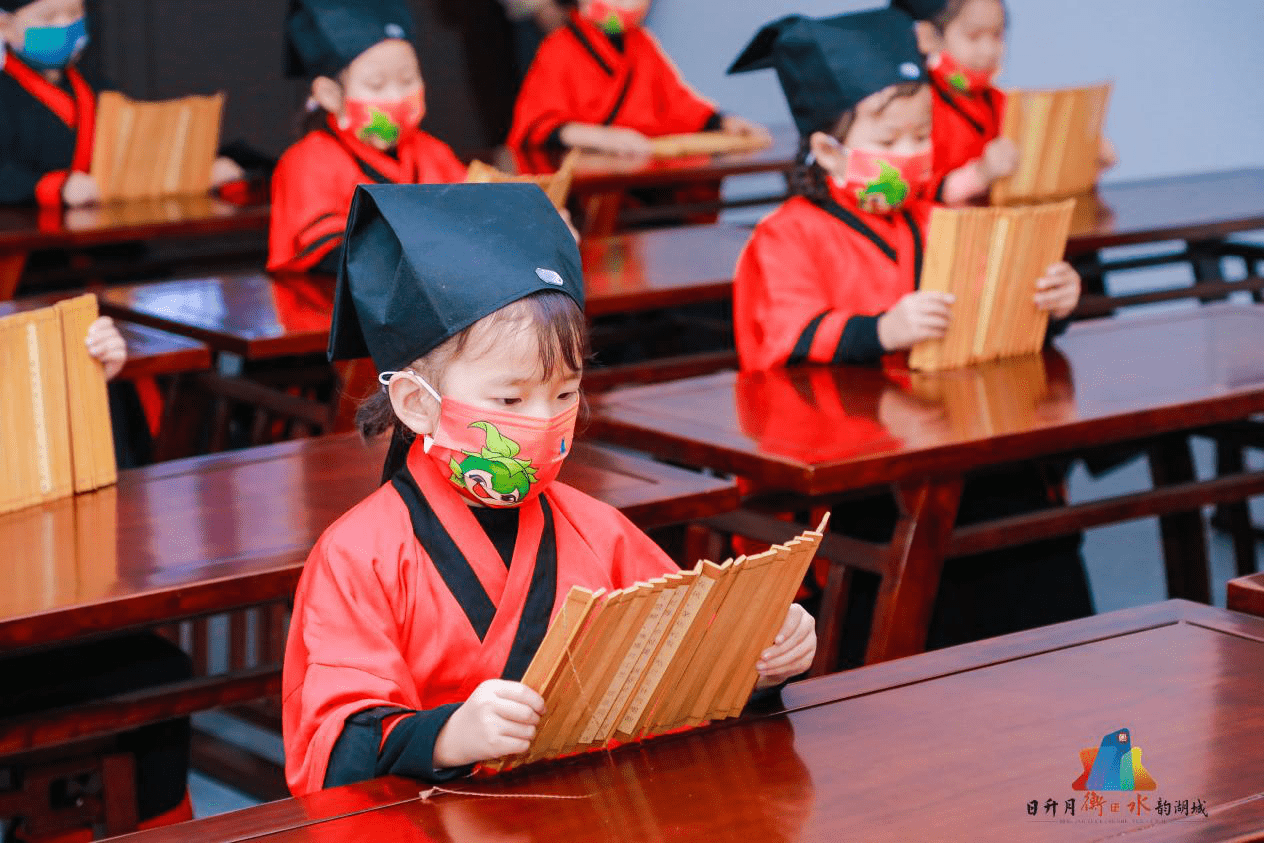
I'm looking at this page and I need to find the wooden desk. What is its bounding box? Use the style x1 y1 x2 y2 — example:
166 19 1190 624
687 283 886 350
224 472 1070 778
0 195 270 301
109 600 1264 843
591 304 1264 664
1229 573 1264 617
0 433 737 754
0 294 211 380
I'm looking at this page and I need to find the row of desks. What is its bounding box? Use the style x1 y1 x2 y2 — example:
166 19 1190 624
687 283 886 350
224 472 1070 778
109 597 1264 842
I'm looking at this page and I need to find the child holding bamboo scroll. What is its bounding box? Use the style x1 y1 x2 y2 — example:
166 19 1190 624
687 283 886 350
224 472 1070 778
728 9 1091 663
892 0 1117 205
281 183 816 796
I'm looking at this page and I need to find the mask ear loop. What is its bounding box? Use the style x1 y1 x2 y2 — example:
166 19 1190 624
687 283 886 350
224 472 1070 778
379 370 443 453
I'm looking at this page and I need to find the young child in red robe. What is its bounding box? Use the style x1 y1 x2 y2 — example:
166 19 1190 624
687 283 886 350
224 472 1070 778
727 10 1092 663
893 0 1116 205
268 0 466 274
508 0 766 155
281 183 816 796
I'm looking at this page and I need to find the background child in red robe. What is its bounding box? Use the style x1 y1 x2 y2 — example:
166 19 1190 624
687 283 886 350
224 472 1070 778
268 0 467 274
508 0 766 155
282 183 816 796
728 10 1092 664
894 0 1117 205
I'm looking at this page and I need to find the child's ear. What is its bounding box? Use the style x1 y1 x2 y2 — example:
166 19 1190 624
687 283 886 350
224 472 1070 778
389 375 440 438
809 131 847 178
310 76 344 117
914 21 942 58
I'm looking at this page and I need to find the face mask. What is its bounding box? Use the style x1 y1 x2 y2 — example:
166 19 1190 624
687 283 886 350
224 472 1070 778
340 89 424 147
17 15 88 70
382 371 578 507
584 1 646 35
828 140 931 215
930 50 995 94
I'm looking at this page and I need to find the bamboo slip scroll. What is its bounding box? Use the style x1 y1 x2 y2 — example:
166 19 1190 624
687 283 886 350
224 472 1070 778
909 199 1075 372
991 83 1112 205
488 515 828 771
90 91 225 202
0 294 116 517
648 131 772 159
465 150 580 210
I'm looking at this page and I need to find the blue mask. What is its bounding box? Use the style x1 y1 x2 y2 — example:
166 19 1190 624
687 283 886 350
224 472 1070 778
18 16 88 70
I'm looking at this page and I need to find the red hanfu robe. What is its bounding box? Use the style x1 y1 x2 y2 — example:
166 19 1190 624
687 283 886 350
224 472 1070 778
282 437 678 796
508 11 718 148
0 53 95 206
929 75 1005 201
267 115 467 273
733 181 931 372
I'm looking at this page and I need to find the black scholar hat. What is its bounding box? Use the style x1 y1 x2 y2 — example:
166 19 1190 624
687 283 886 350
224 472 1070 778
285 0 416 79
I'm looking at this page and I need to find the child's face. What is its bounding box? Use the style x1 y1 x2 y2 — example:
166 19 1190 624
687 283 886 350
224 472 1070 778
935 0 1005 73
433 317 581 424
311 38 425 149
0 0 84 48
579 0 651 16
841 85 932 158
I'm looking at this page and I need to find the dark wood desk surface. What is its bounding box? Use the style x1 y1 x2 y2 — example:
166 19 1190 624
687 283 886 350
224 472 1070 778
1229 573 1264 618
96 224 753 358
1 434 737 651
0 294 211 379
591 304 1264 497
1068 167 1264 253
109 600 1264 843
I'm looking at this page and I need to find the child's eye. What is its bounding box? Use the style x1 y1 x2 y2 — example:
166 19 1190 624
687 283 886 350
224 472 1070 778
498 397 522 406
558 391 578 402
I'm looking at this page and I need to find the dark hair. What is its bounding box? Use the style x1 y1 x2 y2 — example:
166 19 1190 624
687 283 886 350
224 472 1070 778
789 81 926 203
929 0 1008 32
358 289 590 450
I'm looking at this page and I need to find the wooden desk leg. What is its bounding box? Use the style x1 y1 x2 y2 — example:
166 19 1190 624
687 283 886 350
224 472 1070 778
1147 436 1212 603
0 250 29 301
865 477 964 665
580 191 624 238
1213 441 1259 577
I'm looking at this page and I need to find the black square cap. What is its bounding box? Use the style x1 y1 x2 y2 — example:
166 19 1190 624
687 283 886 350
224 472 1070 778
285 0 416 80
728 8 925 137
328 183 585 372
890 0 948 22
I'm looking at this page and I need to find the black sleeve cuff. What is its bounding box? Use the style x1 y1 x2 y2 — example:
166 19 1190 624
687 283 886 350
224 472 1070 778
832 314 885 365
545 127 566 150
1046 315 1071 341
324 703 470 790
702 111 724 132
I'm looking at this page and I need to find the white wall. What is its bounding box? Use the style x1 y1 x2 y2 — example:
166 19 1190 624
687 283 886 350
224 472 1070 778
646 0 1264 183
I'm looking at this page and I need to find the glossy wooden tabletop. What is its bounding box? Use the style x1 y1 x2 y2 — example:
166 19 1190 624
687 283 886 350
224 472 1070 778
0 294 211 379
109 600 1264 843
1068 167 1264 253
0 195 270 252
1 434 737 650
96 224 753 357
592 304 1264 495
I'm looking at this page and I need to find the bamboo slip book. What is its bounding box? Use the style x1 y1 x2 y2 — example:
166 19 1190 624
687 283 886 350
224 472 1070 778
648 131 772 159
909 199 1076 372
465 150 580 210
0 294 116 517
991 83 1112 205
489 515 828 771
90 91 225 202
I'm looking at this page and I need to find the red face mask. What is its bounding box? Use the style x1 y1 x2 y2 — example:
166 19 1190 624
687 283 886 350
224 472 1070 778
832 144 932 215
340 89 425 147
383 371 578 507
930 50 996 95
584 1 646 35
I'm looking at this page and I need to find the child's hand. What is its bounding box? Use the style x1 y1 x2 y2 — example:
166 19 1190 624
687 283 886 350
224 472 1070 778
558 207 581 244
1034 261 1081 319
979 137 1019 183
720 114 771 144
85 316 127 381
211 156 246 188
1098 137 1118 172
755 604 816 689
877 291 955 351
432 679 545 768
559 123 652 157
62 171 100 208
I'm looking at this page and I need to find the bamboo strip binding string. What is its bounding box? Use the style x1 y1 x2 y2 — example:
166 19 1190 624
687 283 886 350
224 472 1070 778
487 515 828 771
991 83 1112 205
0 294 117 517
464 150 580 210
908 199 1075 372
90 91 225 202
